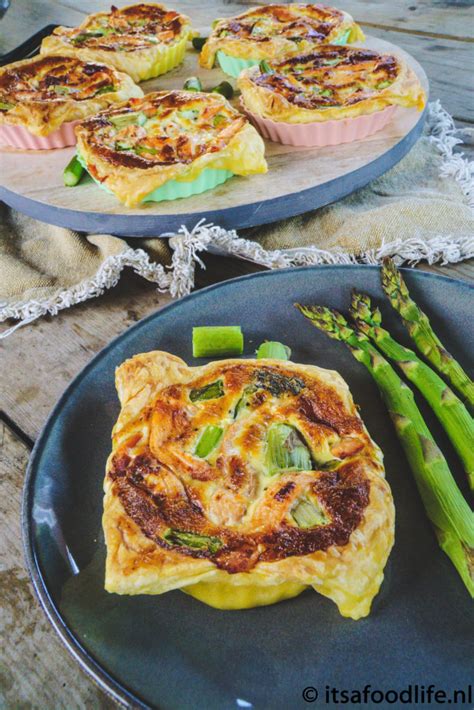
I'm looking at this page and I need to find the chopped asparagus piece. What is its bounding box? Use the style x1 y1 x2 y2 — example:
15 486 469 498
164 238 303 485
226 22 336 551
164 529 222 553
256 341 291 360
351 291 474 490
259 60 273 74
292 498 328 527
52 85 72 95
190 379 225 402
233 385 257 418
63 155 85 187
95 84 115 95
297 302 474 597
192 36 208 51
381 258 474 411
0 100 14 111
192 326 243 358
266 423 312 475
180 109 199 121
213 113 227 127
212 81 234 99
72 29 110 44
109 111 147 128
376 80 391 89
183 76 203 92
195 425 223 458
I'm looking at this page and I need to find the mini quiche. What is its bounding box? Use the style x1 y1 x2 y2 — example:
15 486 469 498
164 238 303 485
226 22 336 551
104 351 395 619
75 90 267 207
238 46 426 123
40 3 193 83
200 4 365 77
0 55 142 137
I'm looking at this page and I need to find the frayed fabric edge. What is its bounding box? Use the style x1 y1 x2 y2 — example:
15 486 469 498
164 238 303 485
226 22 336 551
1 100 473 336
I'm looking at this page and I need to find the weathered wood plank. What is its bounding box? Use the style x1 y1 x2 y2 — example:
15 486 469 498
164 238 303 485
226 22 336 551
418 258 474 283
52 0 474 41
0 273 173 440
339 0 474 41
361 28 473 122
0 421 116 709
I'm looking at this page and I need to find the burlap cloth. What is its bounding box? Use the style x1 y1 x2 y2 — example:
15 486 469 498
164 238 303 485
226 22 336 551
1 102 473 336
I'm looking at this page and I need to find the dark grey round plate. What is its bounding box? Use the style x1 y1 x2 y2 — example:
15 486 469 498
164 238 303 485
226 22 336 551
23 266 473 709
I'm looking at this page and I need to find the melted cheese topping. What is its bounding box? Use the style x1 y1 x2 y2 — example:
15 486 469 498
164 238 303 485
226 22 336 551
0 55 143 135
200 4 364 68
40 4 193 82
76 90 267 206
103 352 395 618
238 46 426 123
0 55 119 104
47 3 189 52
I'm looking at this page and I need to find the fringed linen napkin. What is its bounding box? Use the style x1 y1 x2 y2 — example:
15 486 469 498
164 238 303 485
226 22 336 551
1 101 473 337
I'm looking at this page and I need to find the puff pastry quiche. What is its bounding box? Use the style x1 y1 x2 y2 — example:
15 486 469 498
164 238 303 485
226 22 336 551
75 90 267 207
0 54 142 137
200 4 365 77
238 45 426 123
103 351 395 619
41 3 193 82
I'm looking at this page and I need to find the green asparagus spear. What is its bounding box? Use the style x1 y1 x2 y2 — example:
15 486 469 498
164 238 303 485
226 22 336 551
381 258 474 411
350 291 474 490
63 155 85 187
296 302 474 596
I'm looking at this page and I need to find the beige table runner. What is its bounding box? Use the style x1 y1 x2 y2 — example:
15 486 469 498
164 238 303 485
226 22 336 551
1 101 473 337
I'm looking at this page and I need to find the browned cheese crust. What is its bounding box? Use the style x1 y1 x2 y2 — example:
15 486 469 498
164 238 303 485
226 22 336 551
103 352 395 620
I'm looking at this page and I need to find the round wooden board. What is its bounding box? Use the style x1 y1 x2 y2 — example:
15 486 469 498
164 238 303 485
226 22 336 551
0 35 428 237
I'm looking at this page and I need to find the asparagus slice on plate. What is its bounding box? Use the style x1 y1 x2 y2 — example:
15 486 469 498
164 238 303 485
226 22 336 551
350 290 474 490
296 303 474 596
381 258 474 411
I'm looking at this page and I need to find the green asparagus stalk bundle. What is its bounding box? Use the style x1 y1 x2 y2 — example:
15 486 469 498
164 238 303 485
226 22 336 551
350 291 474 490
296 303 474 597
381 258 474 411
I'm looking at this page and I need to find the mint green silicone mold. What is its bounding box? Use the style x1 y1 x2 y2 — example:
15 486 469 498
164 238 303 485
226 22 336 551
76 152 234 203
217 29 351 78
332 29 351 45
217 51 260 78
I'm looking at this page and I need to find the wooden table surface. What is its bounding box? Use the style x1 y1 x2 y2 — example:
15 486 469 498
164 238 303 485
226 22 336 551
1 1 473 707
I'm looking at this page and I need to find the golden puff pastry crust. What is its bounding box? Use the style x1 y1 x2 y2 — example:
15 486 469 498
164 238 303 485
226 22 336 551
75 90 267 207
40 3 193 82
238 45 426 123
0 55 142 136
200 3 365 69
103 351 395 619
